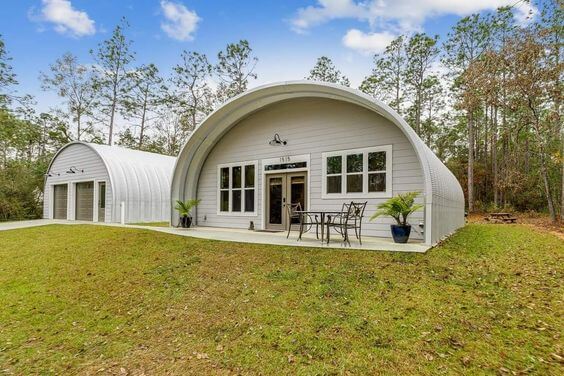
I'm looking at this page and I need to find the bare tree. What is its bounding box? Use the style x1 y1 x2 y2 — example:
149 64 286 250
40 53 96 141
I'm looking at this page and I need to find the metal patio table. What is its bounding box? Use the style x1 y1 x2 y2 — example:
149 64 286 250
294 210 344 244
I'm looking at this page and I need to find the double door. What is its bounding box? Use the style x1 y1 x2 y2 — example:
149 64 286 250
266 172 307 231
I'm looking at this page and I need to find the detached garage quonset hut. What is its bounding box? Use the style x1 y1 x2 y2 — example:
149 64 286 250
44 141 175 224
171 81 465 246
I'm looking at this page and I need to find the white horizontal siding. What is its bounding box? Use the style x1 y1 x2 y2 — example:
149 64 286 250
43 143 112 221
196 98 425 240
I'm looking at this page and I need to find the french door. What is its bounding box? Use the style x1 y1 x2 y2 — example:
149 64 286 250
266 172 307 230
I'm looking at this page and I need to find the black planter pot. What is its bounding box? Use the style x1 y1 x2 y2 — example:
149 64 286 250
391 224 411 243
180 216 192 228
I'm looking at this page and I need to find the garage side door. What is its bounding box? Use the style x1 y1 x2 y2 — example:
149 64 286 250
53 184 68 219
75 182 94 221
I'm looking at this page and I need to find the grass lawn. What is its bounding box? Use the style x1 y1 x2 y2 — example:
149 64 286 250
0 224 562 375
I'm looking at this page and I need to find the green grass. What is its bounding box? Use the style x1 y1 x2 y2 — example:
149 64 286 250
0 224 562 375
128 221 170 227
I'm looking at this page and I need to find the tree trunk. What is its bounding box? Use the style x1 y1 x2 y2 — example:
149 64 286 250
77 112 82 141
108 101 116 145
524 136 530 173
108 65 120 146
482 104 491 166
415 92 421 135
540 153 556 222
493 106 499 207
467 111 475 212
395 82 400 113
138 91 148 149
561 126 564 221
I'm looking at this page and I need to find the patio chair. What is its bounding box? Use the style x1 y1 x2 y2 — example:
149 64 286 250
285 202 319 240
326 201 367 246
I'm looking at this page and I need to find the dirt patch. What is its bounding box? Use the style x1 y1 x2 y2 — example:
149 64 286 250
468 212 564 240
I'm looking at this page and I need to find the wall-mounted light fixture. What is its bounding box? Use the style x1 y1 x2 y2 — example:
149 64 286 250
66 166 84 174
268 133 287 146
44 172 61 177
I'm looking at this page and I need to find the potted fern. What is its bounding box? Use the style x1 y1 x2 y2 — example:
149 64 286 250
175 199 201 228
369 192 423 243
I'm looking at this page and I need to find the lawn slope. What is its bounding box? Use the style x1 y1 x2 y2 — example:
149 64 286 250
0 224 562 375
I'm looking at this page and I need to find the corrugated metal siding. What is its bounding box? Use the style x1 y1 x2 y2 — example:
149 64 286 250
44 142 175 223
196 98 425 239
422 144 466 244
43 143 112 221
87 143 175 223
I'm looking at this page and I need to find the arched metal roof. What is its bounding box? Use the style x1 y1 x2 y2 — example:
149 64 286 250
171 81 465 244
48 141 176 223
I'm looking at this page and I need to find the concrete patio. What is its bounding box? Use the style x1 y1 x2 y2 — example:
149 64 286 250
0 220 430 253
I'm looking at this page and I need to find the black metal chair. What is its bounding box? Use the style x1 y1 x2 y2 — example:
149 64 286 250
285 203 319 240
326 201 367 246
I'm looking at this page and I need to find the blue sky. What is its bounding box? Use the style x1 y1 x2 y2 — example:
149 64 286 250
1 1 538 112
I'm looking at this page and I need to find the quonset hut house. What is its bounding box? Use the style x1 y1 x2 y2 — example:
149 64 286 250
170 81 465 246
44 141 175 224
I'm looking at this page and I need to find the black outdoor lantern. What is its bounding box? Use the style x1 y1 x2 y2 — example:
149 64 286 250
268 133 287 146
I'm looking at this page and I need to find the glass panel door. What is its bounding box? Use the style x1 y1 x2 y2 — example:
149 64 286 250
288 174 306 225
265 172 307 230
267 176 284 229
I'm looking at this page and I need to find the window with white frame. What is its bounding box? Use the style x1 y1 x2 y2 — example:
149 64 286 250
322 145 392 198
218 162 257 214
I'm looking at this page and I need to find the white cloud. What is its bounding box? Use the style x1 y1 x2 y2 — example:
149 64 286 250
292 0 366 33
342 29 396 55
36 0 96 37
160 1 200 41
291 0 538 34
513 1 538 25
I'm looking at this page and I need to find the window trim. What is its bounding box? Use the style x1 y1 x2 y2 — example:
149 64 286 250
321 145 392 199
217 160 258 216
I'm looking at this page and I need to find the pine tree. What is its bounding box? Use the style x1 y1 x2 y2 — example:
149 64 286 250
121 64 165 149
443 14 491 212
360 36 405 112
215 40 258 102
90 18 135 145
307 56 350 86
0 34 18 107
170 51 214 135
404 33 439 135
